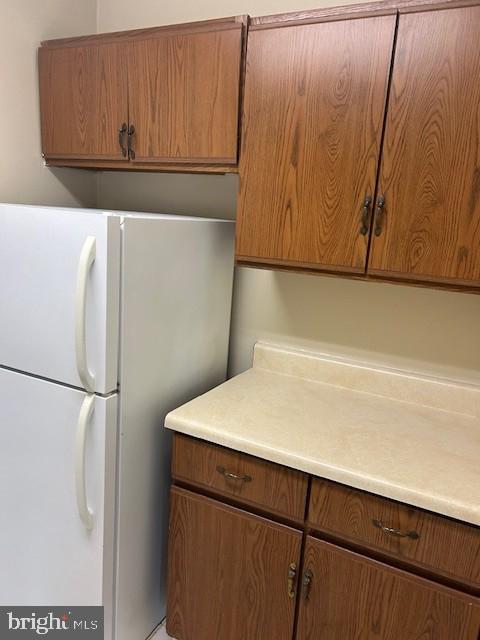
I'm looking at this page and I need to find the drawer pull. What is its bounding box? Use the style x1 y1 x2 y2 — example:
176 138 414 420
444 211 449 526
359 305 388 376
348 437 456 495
287 563 297 599
302 569 313 601
216 466 252 483
372 518 420 540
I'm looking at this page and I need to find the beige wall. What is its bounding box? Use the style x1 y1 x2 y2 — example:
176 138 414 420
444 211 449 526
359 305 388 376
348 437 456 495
0 0 98 208
96 0 480 384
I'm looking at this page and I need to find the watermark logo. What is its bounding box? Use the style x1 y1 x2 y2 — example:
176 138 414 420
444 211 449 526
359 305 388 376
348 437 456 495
0 607 103 638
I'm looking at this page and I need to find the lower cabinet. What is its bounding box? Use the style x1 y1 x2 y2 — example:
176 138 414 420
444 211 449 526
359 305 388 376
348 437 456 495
166 436 480 640
297 537 480 640
167 487 302 640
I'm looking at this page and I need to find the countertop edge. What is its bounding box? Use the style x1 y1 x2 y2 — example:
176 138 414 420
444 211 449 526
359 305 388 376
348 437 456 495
165 416 480 528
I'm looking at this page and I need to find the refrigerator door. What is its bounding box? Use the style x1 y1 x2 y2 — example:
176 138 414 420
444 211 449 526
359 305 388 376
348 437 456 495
0 367 118 616
0 204 120 394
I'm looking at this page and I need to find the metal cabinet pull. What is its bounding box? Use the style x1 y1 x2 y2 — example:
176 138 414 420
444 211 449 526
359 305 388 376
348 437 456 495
216 466 252 483
287 563 297 599
360 195 372 235
374 195 386 236
128 124 136 160
302 569 313 601
372 519 419 540
118 123 127 157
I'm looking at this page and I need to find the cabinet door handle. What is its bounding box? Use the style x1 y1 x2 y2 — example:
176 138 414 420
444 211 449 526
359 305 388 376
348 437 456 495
216 466 252 483
128 124 136 160
372 519 419 540
302 569 313 601
118 123 127 157
374 195 386 236
360 195 372 235
287 563 297 599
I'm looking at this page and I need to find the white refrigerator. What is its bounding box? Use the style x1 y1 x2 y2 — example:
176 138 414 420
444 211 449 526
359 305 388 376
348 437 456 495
0 203 235 640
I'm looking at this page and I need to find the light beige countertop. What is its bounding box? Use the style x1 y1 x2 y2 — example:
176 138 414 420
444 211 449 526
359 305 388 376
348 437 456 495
165 343 480 526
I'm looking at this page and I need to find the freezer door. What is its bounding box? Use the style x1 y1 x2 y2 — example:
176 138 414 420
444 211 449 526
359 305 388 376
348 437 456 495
0 368 118 614
0 204 120 394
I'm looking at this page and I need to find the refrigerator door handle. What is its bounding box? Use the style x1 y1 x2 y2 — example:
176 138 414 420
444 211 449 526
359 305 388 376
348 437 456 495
75 236 96 392
75 393 95 531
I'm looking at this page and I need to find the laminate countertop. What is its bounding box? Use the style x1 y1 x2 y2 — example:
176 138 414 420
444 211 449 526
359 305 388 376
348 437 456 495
165 343 480 526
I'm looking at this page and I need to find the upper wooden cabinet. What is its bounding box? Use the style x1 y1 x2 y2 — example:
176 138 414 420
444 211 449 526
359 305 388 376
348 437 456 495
369 5 480 287
38 17 246 172
236 14 396 273
236 1 480 291
128 25 242 164
39 42 129 162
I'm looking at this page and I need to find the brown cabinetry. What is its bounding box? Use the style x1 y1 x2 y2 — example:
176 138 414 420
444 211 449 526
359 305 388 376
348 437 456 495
296 537 480 640
237 14 395 273
172 433 308 521
167 486 302 640
236 1 480 291
369 5 480 286
39 42 129 162
167 433 480 640
308 477 480 590
38 17 245 172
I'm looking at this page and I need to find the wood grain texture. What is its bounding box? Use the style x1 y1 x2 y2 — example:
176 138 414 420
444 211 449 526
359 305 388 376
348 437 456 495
39 43 128 161
297 537 480 640
251 0 480 28
172 434 308 521
236 16 396 272
308 478 480 590
44 159 238 173
40 16 247 48
368 6 480 285
166 487 302 640
127 25 243 163
236 256 480 293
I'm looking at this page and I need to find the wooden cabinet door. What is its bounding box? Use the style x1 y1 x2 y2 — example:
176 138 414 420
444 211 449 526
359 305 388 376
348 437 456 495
167 487 302 640
127 20 243 165
39 42 128 162
369 6 480 286
236 15 396 272
296 537 480 640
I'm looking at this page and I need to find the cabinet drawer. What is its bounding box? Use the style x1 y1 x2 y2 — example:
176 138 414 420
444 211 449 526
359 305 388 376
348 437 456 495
308 478 480 590
172 434 308 521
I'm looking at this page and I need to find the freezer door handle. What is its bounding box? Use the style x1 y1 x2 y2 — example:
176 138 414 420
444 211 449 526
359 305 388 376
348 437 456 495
75 393 95 531
75 236 96 392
